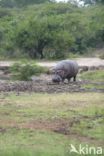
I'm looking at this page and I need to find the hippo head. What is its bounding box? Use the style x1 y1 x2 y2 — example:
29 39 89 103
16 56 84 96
52 74 62 83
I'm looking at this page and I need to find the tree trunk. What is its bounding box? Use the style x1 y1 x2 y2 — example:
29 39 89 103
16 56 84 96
37 46 44 59
39 49 44 59
29 48 37 59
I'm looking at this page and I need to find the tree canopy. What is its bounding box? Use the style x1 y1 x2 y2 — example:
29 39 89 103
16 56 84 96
79 0 104 5
0 0 53 8
0 1 104 59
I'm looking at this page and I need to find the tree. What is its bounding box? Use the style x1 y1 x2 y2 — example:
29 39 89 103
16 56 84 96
0 2 104 59
0 0 53 8
15 18 51 58
15 14 74 59
15 0 52 7
0 0 16 8
79 0 104 5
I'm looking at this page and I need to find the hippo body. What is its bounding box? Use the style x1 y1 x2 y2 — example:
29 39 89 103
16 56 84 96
52 60 78 83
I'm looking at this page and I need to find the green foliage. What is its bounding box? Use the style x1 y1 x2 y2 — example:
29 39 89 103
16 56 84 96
0 0 52 8
68 52 80 58
0 2 104 59
99 53 104 59
10 62 46 80
0 8 12 18
80 0 104 5
14 13 74 59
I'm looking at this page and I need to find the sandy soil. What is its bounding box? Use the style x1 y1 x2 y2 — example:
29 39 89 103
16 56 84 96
38 58 104 67
0 58 104 68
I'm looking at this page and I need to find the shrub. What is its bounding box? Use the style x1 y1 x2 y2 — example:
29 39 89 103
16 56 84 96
99 53 104 60
10 62 46 81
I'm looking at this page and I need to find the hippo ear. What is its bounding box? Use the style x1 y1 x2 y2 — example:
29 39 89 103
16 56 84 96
61 70 65 77
57 70 65 77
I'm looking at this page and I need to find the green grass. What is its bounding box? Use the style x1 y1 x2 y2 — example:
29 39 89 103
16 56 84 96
82 83 104 90
80 70 104 81
0 130 103 156
0 93 104 156
0 129 70 156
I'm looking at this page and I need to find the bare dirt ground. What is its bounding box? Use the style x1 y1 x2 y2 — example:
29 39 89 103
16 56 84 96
0 79 103 93
0 58 104 93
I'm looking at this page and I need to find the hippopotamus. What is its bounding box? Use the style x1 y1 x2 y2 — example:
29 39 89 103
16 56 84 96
52 60 78 83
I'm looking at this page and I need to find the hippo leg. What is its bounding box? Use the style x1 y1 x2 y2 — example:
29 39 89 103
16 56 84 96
73 76 76 81
67 78 71 83
62 78 65 83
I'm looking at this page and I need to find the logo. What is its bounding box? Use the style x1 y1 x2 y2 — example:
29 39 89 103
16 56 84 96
68 144 103 155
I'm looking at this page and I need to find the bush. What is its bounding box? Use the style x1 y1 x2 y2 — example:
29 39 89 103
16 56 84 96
10 62 46 81
68 52 80 59
99 53 104 60
0 3 104 59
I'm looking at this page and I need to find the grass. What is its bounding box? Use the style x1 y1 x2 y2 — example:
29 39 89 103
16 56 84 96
0 93 104 156
80 70 104 81
0 129 69 156
82 83 104 90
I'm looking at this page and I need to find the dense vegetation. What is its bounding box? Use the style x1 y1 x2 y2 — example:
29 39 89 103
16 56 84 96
10 62 47 80
79 0 104 5
0 0 104 59
0 0 53 7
